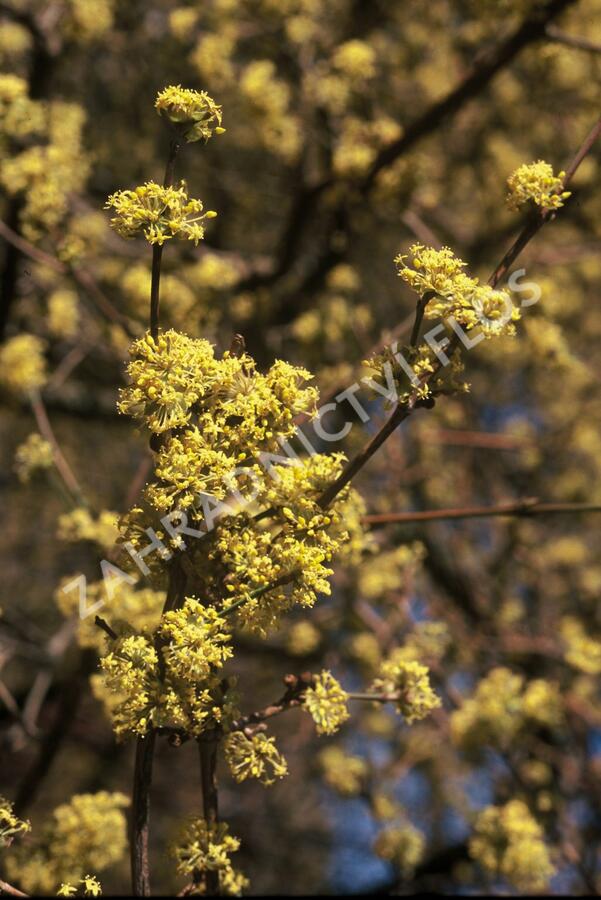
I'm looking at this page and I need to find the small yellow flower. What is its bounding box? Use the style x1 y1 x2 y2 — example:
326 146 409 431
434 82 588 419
373 824 425 876
318 746 367 796
0 795 30 847
224 732 288 786
171 817 248 895
155 85 225 143
105 181 216 246
0 333 47 396
80 874 102 896
469 800 555 892
371 655 440 724
506 159 570 211
303 670 350 735
14 433 53 483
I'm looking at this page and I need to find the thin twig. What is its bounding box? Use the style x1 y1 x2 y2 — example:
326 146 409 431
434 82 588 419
546 24 601 53
363 499 601 525
29 388 85 505
229 674 402 736
0 218 136 337
94 615 118 640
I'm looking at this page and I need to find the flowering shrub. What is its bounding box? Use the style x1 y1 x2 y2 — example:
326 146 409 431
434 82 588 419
2 2 601 896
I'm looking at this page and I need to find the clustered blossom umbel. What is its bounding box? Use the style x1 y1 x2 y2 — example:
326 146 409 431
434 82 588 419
105 181 216 246
303 670 350 735
114 329 368 638
155 85 225 142
506 159 571 212
450 666 563 752
97 598 235 738
0 333 47 396
224 732 288 785
371 654 441 724
0 796 30 847
4 791 127 895
13 433 53 483
395 243 519 335
57 875 102 897
171 818 248 895
469 800 555 892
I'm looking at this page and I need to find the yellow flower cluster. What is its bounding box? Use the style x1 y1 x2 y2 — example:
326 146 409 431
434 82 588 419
106 181 216 246
0 795 30 847
14 433 54 483
155 85 225 142
119 331 317 441
332 40 377 79
398 621 451 664
239 60 300 162
561 616 601 675
5 792 128 895
373 824 425 877
48 289 80 337
1 99 90 239
0 74 45 142
118 330 220 433
57 875 102 897
97 598 235 738
285 620 321 656
203 505 336 636
159 600 233 680
356 543 425 601
96 634 160 737
172 818 248 895
396 244 519 335
506 160 570 211
0 334 47 396
366 339 469 407
451 667 563 752
303 670 350 735
469 800 555 892
117 332 366 631
63 0 115 42
318 746 367 796
224 731 288 785
333 116 400 177
371 655 441 724
57 508 119 552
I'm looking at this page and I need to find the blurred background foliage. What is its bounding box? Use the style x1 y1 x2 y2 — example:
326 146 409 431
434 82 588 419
2 0 601 894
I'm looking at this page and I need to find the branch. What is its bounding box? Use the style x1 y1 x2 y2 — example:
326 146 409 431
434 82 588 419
230 674 313 733
363 499 601 526
29 388 85 505
198 732 220 896
546 24 601 53
130 732 156 897
363 0 578 189
229 675 401 736
233 0 575 300
0 879 28 897
316 109 601 511
150 138 181 340
0 218 136 338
